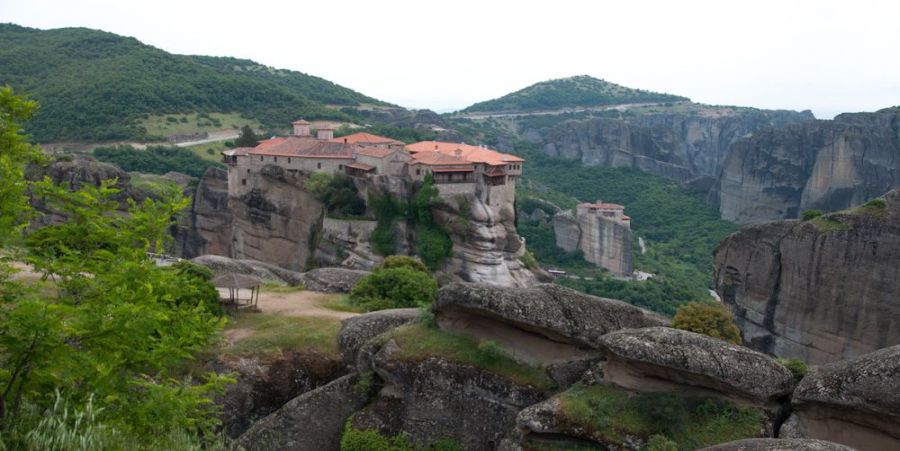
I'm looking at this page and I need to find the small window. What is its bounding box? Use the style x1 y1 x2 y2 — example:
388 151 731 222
416 169 421 175
274 157 278 162
288 158 291 164
339 164 343 170
260 156 263 162
241 179 246 186
247 169 250 173
317 162 322 169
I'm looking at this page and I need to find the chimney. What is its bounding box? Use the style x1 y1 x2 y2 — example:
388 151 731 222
292 119 310 137
317 127 334 140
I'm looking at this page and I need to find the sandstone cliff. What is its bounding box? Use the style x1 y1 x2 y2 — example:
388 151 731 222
713 107 900 224
176 167 232 258
553 208 633 276
713 189 900 364
537 107 812 182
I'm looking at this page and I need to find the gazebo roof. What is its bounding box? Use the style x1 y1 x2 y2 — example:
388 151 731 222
212 273 262 289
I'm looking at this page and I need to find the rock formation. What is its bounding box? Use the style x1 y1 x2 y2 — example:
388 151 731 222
177 167 232 257
784 344 900 450
596 327 795 408
538 108 813 182
191 254 369 292
712 189 900 364
553 201 633 276
700 438 857 451
434 283 667 364
713 107 900 224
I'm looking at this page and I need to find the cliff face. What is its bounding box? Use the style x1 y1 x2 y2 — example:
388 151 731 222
433 185 539 287
181 166 538 286
712 189 900 364
553 210 633 276
539 109 813 182
713 108 900 224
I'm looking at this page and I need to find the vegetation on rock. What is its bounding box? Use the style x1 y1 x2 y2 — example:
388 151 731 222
556 383 762 449
671 302 742 344
233 125 260 148
306 172 366 217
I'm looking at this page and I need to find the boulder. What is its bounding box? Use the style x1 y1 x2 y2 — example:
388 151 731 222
213 351 345 438
338 308 420 365
700 438 857 451
434 283 667 364
300 267 370 293
191 255 306 285
596 327 795 406
352 337 548 451
788 344 900 450
235 373 370 451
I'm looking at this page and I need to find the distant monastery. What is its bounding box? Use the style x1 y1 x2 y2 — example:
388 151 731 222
222 119 524 202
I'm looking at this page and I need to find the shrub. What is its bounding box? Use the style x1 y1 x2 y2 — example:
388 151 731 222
349 267 437 311
645 435 679 451
776 358 809 381
340 420 413 451
863 198 886 209
381 255 428 273
307 173 365 216
415 225 453 271
801 210 824 221
671 301 742 344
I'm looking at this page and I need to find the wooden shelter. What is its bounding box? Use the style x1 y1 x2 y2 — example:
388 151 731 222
212 273 262 309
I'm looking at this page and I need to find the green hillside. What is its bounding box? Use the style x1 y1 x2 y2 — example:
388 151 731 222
0 24 389 142
462 75 688 113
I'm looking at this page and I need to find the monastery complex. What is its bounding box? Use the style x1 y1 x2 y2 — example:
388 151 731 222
222 119 524 203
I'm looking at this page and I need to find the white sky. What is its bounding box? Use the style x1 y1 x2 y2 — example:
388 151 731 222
3 0 900 119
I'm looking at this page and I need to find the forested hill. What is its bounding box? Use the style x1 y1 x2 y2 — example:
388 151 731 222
0 24 390 142
461 75 689 113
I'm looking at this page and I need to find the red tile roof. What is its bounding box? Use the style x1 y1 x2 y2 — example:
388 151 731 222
248 136 353 159
356 147 395 158
346 162 375 171
292 119 310 125
406 141 524 166
409 151 472 167
330 132 403 145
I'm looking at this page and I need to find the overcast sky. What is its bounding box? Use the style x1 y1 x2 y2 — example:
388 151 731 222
4 0 900 118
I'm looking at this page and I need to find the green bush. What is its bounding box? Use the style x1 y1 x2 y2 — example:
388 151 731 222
645 434 679 451
801 210 824 221
93 145 222 178
306 173 365 216
381 255 428 274
671 302 742 344
776 358 809 382
415 225 453 271
863 198 886 209
349 267 437 311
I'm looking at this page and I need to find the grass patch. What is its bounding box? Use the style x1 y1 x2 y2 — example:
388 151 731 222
556 383 762 449
260 281 306 293
139 112 262 137
185 141 230 163
810 215 853 232
222 312 340 359
385 322 556 390
322 295 368 313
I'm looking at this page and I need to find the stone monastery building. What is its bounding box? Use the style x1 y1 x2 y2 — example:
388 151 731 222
222 119 524 200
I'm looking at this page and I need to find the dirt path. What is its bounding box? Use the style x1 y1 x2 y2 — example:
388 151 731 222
219 288 358 320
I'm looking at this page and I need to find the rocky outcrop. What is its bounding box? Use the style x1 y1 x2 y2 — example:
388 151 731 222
351 338 548 451
700 438 857 451
177 167 232 258
713 108 900 223
214 351 345 438
553 207 633 276
434 189 540 287
596 327 795 407
235 374 370 451
539 108 813 182
301 267 370 293
338 308 419 365
785 344 900 450
712 189 900 364
191 254 307 285
434 283 667 364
